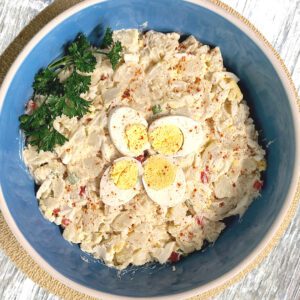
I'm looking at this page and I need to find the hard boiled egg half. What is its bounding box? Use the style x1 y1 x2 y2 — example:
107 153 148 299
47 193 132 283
142 155 186 207
108 107 150 157
148 115 205 157
100 157 143 206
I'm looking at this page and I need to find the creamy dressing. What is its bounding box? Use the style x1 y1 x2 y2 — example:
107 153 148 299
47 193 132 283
23 29 266 269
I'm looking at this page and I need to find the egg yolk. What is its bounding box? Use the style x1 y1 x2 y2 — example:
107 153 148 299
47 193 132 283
149 125 183 155
144 156 177 190
125 124 148 153
110 160 138 190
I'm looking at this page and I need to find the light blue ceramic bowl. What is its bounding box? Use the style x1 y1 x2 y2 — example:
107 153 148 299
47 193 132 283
0 0 299 299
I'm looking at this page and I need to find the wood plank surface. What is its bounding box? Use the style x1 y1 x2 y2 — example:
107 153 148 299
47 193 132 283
0 0 299 299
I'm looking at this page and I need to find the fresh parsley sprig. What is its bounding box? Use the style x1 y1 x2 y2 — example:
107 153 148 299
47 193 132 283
19 27 123 152
33 68 63 96
96 28 123 70
19 103 68 151
106 41 122 70
101 27 113 48
32 34 96 97
49 34 97 73
19 34 97 151
152 104 162 115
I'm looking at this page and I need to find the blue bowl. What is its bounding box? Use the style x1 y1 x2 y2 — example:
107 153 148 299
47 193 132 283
0 0 299 298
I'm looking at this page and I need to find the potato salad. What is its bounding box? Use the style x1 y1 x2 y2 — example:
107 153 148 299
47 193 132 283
22 29 266 269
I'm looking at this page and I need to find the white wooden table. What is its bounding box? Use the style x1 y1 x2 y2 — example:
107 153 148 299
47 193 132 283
0 0 299 299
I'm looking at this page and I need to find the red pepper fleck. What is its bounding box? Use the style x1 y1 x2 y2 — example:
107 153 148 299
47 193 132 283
194 77 201 84
135 153 146 163
169 251 181 263
253 180 263 191
25 100 37 115
52 208 60 217
61 218 71 227
122 88 131 99
195 216 204 227
188 232 194 239
79 186 86 196
219 202 224 207
100 74 108 80
200 171 209 184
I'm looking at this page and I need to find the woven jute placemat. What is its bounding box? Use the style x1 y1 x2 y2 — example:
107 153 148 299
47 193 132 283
0 1 299 299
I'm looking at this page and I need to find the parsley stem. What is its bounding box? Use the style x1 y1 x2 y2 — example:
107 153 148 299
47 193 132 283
48 56 72 70
94 50 109 55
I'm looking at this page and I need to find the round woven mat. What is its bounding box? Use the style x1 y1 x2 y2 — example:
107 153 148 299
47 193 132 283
0 1 299 299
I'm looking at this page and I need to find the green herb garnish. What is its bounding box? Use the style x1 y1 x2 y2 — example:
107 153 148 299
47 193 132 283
46 34 97 73
152 104 162 115
19 34 96 151
19 103 68 151
19 28 123 152
64 71 91 96
33 68 63 96
97 28 123 70
107 41 122 70
101 27 113 48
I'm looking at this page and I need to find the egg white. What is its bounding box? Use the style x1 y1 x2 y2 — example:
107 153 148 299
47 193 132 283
142 160 186 207
108 107 150 157
148 115 205 157
100 157 143 206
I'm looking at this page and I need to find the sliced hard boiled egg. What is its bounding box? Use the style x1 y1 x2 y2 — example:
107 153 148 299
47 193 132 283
108 107 150 157
148 115 205 157
100 157 142 206
142 155 186 207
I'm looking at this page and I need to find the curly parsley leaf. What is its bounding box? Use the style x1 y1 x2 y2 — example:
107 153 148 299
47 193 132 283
63 96 90 118
19 104 50 133
46 93 90 119
101 27 113 48
46 95 66 117
64 72 91 95
98 27 123 70
19 102 68 151
152 104 162 115
68 34 97 72
69 33 90 53
107 41 122 70
29 126 68 152
33 68 63 96
46 34 96 73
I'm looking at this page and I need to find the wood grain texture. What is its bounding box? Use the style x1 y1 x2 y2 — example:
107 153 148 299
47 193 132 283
0 0 299 299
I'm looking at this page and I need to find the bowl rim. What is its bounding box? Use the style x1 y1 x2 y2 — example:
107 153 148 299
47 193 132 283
0 0 299 299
